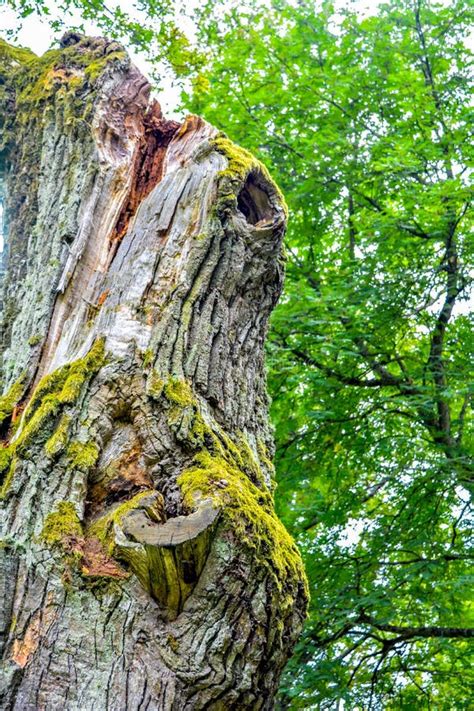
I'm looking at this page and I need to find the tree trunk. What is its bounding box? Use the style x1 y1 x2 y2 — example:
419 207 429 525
0 34 307 710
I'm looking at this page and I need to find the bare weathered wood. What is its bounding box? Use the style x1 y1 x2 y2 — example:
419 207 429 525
0 33 307 710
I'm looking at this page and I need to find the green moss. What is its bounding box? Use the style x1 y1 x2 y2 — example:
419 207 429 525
45 415 71 458
0 36 126 147
143 366 304 595
213 134 259 183
24 338 105 425
0 339 105 498
28 334 43 347
167 634 180 653
0 38 36 67
66 440 99 470
143 348 154 369
23 371 66 426
12 42 125 108
0 377 25 426
87 490 156 555
179 451 306 593
164 377 194 408
188 411 208 448
0 455 16 498
0 447 12 475
40 501 82 548
147 370 165 400
83 50 126 82
178 447 307 596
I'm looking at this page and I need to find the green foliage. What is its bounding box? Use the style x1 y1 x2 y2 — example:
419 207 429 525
188 0 474 706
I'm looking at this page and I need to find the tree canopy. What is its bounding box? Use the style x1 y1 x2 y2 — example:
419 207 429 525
2 0 473 707
187 0 473 706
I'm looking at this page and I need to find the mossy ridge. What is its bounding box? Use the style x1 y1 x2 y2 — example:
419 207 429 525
0 38 36 68
45 414 71 458
24 337 105 425
211 133 288 217
154 376 305 594
178 450 307 597
0 339 105 499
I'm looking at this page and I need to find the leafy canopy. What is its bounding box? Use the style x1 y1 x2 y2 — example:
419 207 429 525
186 0 474 707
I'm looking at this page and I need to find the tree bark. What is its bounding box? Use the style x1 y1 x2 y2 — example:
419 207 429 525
0 34 307 710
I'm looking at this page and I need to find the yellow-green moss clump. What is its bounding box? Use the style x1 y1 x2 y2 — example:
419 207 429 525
40 501 82 547
143 369 305 595
211 133 288 216
66 440 99 470
147 369 165 400
0 339 105 499
0 377 25 426
24 337 105 427
164 377 194 408
178 448 307 595
45 414 71 458
1 37 126 110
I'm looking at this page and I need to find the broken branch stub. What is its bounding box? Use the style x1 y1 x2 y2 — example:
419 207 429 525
118 497 220 618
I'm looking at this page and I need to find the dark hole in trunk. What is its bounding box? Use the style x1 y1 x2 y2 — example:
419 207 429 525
237 172 274 225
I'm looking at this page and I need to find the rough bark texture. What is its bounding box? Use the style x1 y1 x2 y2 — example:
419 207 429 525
0 34 307 710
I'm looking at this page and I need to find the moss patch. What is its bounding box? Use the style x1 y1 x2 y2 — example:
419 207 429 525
45 414 71 458
147 369 165 400
66 440 99 470
0 339 105 498
40 501 82 548
0 377 25 427
164 377 194 408
178 448 307 595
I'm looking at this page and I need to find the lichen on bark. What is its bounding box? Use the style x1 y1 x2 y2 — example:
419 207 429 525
0 32 307 710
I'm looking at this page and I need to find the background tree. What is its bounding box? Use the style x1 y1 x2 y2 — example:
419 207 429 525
184 0 474 707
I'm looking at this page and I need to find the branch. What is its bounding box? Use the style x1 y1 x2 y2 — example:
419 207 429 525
364 616 474 640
